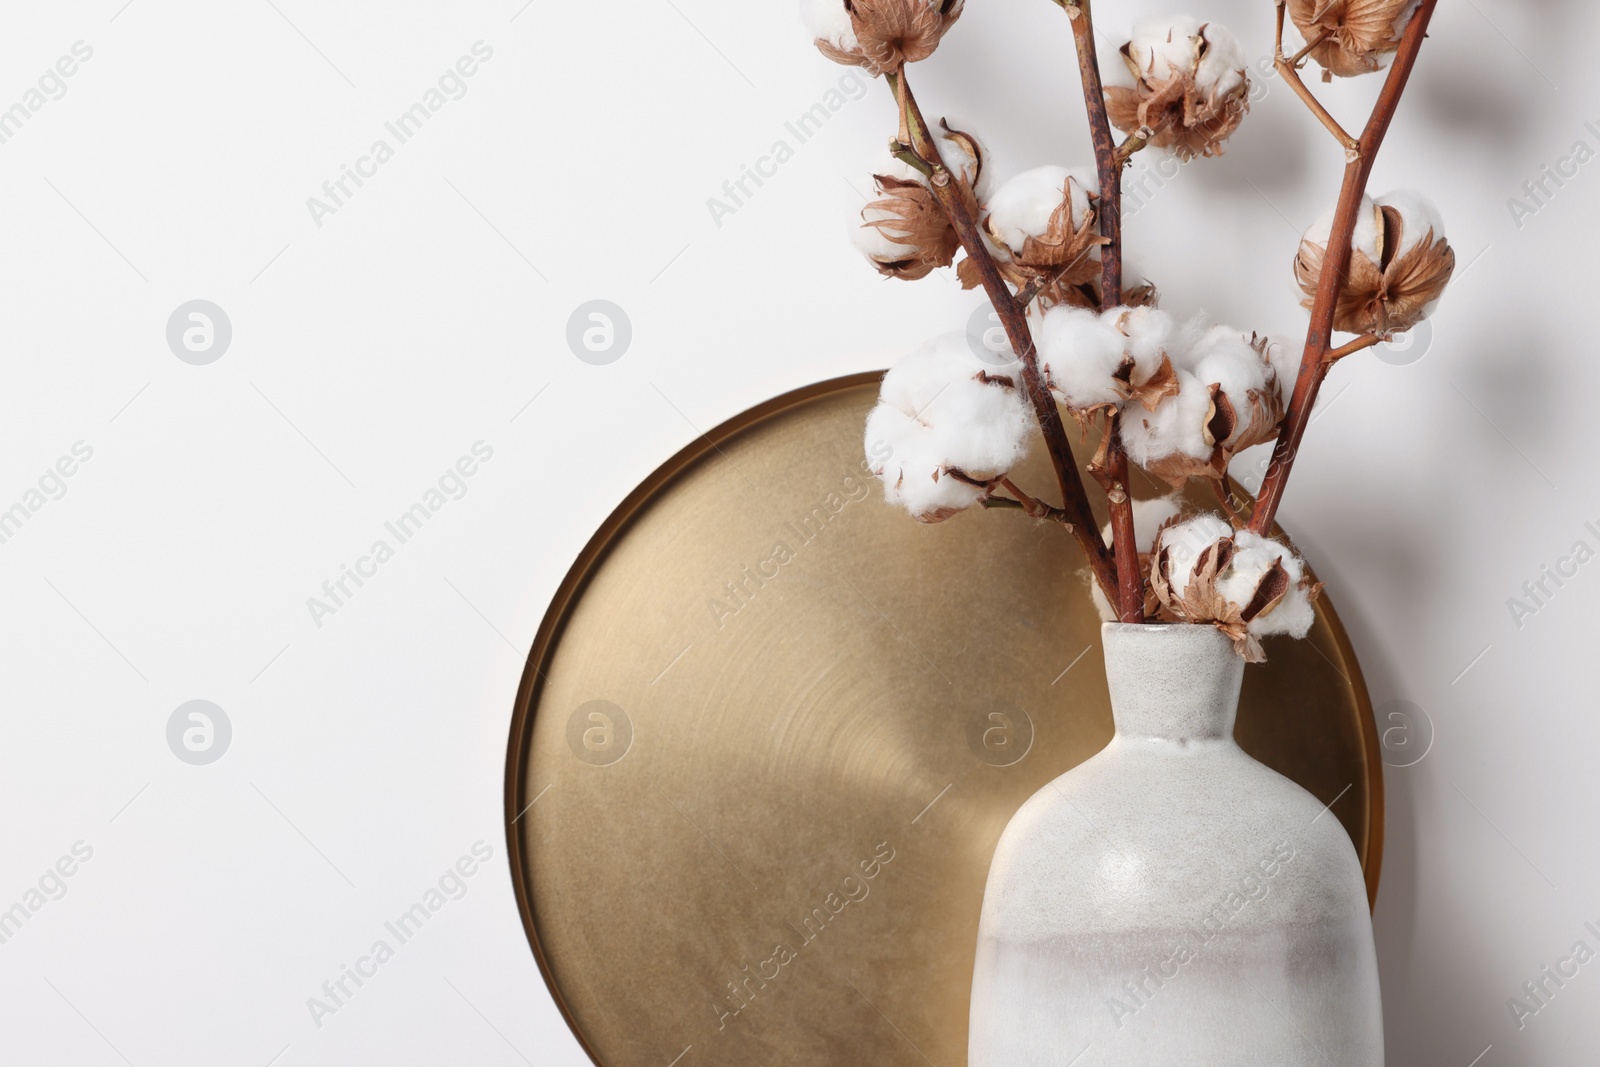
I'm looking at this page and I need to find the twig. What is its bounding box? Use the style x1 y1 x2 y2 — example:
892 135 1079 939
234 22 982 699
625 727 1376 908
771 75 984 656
889 140 934 179
1274 1 1360 158
1114 114 1173 167
1210 477 1247 529
1249 1 1440 534
887 71 1118 599
1288 28 1331 68
1062 0 1143 623
998 476 1072 523
1325 332 1382 364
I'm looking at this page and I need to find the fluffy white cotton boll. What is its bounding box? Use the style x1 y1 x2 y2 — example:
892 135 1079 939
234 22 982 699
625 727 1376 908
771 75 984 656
1035 305 1128 410
1306 195 1381 262
1218 531 1317 639
1188 327 1268 390
985 165 1098 255
1115 305 1177 380
877 332 1004 422
1101 46 1138 91
938 119 994 199
865 405 988 520
1121 368 1214 466
1153 513 1233 599
1126 15 1202 82
1374 189 1446 256
1193 22 1246 96
1125 15 1245 97
1186 324 1270 410
865 333 1034 521
1265 338 1302 398
1148 517 1320 657
925 377 1035 476
800 0 857 52
1035 305 1181 413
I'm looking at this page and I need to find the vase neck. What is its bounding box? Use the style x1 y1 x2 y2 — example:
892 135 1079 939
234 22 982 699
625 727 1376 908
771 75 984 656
1101 623 1244 741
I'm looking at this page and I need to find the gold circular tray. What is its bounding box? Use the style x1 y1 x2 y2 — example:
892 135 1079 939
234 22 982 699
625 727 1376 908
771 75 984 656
505 373 1382 1067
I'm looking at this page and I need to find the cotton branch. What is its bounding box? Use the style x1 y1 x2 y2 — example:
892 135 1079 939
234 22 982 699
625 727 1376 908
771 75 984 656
886 71 1119 601
1248 0 1440 534
996 476 1071 521
1061 0 1143 623
1115 118 1168 166
1273 1 1360 158
1325 333 1382 364
1199 476 1239 529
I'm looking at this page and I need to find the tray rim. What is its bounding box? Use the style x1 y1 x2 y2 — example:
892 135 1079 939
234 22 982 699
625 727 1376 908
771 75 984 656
502 371 1385 1067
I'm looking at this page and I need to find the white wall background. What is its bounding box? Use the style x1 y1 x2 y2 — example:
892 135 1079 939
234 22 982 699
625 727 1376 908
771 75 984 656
0 0 1591 1063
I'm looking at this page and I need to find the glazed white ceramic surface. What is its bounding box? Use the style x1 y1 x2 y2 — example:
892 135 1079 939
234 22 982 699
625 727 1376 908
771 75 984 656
968 623 1383 1066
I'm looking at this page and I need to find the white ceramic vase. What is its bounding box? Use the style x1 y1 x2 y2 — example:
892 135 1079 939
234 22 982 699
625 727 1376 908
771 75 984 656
969 622 1383 1066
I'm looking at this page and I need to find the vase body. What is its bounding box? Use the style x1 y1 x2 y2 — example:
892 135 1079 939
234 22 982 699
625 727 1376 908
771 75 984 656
968 623 1383 1066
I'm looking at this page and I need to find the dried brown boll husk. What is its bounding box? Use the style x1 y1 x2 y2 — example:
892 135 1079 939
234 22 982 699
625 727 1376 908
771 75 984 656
861 175 963 279
957 177 1124 305
1136 334 1286 489
814 0 965 76
1104 23 1250 161
1287 0 1416 81
859 120 985 280
1149 519 1321 661
1295 201 1454 336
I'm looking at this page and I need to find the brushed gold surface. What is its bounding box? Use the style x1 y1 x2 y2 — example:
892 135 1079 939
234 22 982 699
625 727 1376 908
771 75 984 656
505 373 1382 1067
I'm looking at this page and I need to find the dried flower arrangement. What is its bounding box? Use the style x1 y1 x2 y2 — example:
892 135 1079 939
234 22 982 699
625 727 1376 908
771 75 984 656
803 0 1450 660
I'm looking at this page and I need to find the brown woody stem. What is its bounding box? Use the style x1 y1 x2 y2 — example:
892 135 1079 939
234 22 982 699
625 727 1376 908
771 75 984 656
998 476 1070 522
1063 0 1143 623
889 140 934 179
1211 477 1247 529
1114 132 1152 167
1274 2 1360 157
1115 113 1173 166
887 71 1119 600
1248 1 1439 534
1288 28 1331 68
1325 332 1382 364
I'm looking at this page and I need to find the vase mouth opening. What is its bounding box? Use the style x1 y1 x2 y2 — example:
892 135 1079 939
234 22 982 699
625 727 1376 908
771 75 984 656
1101 621 1226 636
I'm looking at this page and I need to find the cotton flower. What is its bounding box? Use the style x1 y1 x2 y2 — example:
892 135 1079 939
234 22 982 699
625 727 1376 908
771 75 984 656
1120 366 1219 483
1184 326 1284 455
983 166 1102 274
1105 15 1250 160
857 175 962 279
1089 494 1184 621
864 331 1033 522
1120 320 1284 487
1287 0 1419 80
855 120 989 281
1034 304 1180 416
962 165 1106 301
1149 516 1321 661
1294 190 1454 336
801 0 964 76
